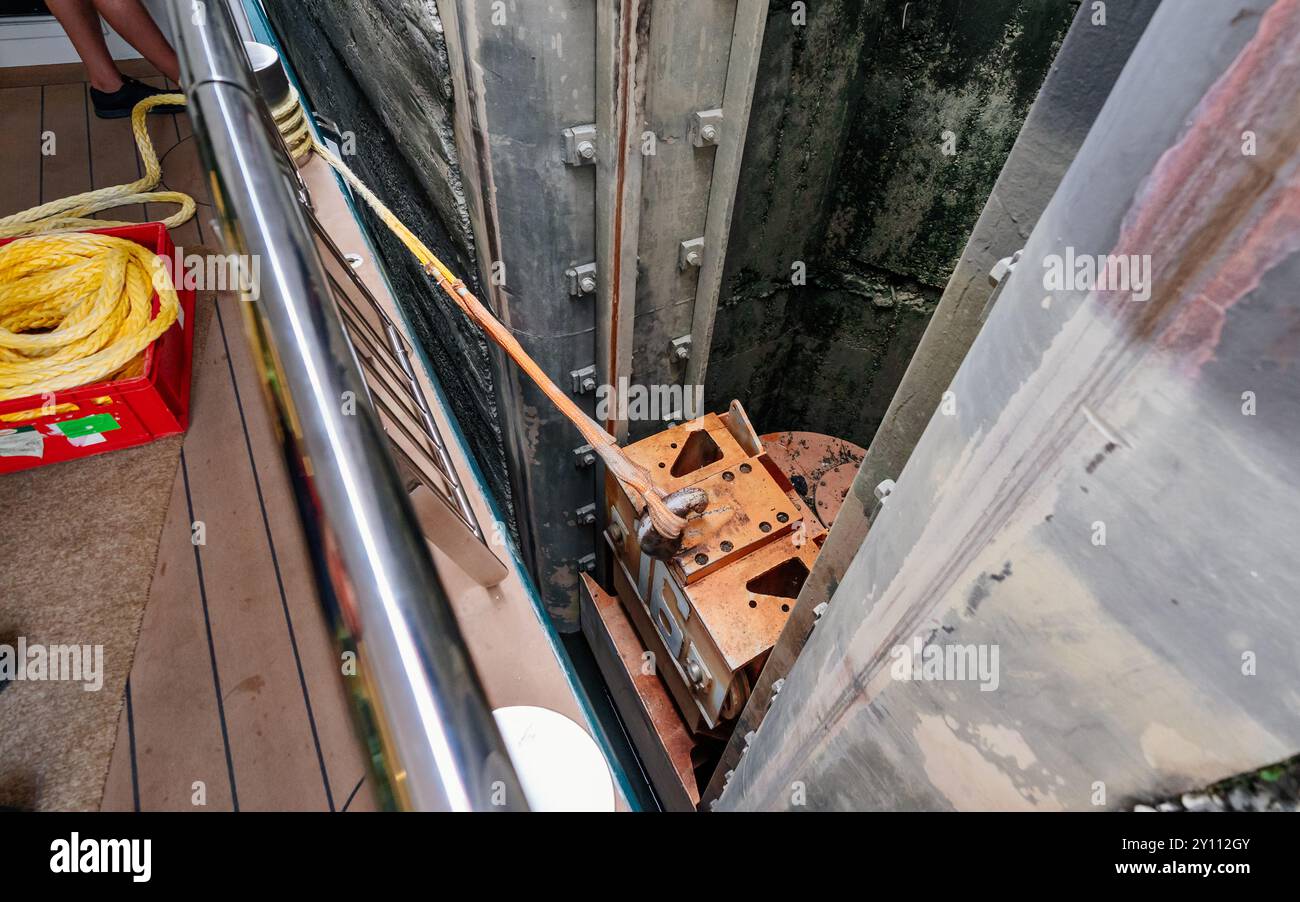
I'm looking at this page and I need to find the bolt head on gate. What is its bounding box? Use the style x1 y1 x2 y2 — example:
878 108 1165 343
566 262 598 297
562 124 598 166
570 365 597 395
679 237 705 270
690 109 724 148
671 334 693 362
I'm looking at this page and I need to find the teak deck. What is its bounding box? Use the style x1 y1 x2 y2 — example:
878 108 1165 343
1 61 378 811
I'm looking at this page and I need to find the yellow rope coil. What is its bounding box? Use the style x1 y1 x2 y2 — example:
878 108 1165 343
0 94 188 402
271 87 314 162
0 232 180 401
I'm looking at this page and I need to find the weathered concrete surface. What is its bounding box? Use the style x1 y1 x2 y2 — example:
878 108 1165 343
706 0 1075 447
700 0 1158 807
264 0 516 530
823 0 1071 284
852 0 1163 553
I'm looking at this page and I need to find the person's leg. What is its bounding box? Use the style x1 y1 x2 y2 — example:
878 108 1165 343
48 0 183 118
45 0 123 92
89 0 180 83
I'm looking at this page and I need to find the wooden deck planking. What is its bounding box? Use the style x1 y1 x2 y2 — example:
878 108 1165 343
163 80 215 253
38 83 91 203
212 296 379 812
100 679 138 810
2 62 373 811
100 455 236 811
154 289 334 811
0 86 41 215
135 75 200 246
171 82 217 243
0 58 156 89
85 84 148 224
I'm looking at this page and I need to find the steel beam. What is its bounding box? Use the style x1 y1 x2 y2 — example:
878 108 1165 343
439 1 768 625
683 0 767 395
595 0 647 443
438 0 601 627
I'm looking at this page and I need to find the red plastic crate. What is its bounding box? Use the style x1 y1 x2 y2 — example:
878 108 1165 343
0 222 195 475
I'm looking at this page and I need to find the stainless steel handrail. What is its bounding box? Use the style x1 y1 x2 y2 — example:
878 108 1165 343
167 0 526 811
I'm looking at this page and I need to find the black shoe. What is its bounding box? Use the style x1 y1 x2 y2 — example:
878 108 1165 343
90 76 184 120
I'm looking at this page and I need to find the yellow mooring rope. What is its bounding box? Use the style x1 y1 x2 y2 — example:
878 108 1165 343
0 94 187 402
0 88 688 539
266 87 482 296
269 90 689 535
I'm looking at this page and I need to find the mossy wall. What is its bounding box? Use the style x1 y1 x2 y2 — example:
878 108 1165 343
708 0 1076 447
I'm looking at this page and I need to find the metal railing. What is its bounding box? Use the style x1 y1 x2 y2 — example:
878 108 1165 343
168 0 526 811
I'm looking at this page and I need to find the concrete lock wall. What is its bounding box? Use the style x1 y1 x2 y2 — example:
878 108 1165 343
707 0 1075 447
